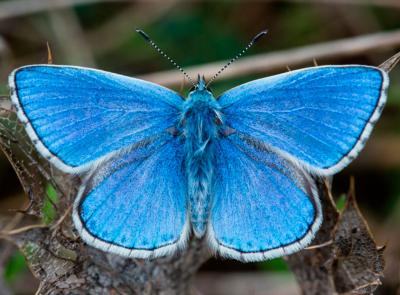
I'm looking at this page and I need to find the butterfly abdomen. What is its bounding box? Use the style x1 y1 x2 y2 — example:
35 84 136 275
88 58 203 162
182 90 221 237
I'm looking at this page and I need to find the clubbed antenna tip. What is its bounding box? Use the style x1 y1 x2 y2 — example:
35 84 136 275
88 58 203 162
136 28 151 42
253 30 268 43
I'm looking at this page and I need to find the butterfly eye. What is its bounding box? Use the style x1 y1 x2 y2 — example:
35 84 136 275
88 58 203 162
185 109 193 117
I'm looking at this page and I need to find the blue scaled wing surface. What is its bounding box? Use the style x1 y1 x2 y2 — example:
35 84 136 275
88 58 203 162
73 134 189 258
208 133 322 261
9 65 183 173
218 66 388 175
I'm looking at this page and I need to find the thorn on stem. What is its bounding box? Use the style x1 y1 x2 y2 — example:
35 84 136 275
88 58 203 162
46 42 53 64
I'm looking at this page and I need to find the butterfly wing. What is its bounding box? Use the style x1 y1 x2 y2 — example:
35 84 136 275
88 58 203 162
72 133 188 258
9 65 183 173
208 134 321 262
218 66 388 175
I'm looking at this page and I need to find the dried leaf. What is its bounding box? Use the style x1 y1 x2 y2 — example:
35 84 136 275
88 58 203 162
287 179 385 295
379 51 400 72
0 97 77 217
329 180 385 294
285 51 400 295
286 179 339 294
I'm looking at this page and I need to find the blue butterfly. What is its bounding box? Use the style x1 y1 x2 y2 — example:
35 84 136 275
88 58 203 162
8 35 388 262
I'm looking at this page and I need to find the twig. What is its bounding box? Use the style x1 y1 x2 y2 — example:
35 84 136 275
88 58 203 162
0 0 130 21
34 283 43 295
138 29 400 86
50 205 72 231
0 223 47 236
304 240 333 250
1 213 24 232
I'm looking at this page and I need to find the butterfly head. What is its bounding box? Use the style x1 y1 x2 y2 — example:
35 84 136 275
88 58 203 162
187 75 216 105
181 76 222 130
189 75 212 94
196 75 207 91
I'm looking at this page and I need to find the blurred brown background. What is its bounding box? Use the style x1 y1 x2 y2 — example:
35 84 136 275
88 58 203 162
0 0 400 294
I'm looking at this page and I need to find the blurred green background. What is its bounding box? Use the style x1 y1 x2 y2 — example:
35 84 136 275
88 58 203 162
0 0 399 294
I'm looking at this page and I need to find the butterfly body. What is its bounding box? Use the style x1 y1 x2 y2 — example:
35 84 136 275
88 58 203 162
181 78 222 236
9 64 389 262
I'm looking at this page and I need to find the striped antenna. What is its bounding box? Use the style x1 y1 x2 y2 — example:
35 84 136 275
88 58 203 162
136 29 196 87
206 30 268 87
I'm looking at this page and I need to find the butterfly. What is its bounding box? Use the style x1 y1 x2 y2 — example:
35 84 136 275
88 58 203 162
8 32 388 262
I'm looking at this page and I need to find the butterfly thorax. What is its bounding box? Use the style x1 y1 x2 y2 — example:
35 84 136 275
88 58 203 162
181 85 222 237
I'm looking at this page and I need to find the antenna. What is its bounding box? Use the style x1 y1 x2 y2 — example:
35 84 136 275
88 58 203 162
206 30 268 87
136 29 196 87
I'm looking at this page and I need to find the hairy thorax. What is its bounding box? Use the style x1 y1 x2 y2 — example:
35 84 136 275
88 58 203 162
180 88 222 237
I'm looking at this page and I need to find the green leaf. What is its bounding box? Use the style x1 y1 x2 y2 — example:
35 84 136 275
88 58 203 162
258 258 289 272
3 251 28 283
336 194 347 212
42 184 59 225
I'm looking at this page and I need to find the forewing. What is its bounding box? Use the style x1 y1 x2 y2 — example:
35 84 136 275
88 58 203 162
208 134 322 262
72 134 188 258
9 65 183 173
218 66 388 175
